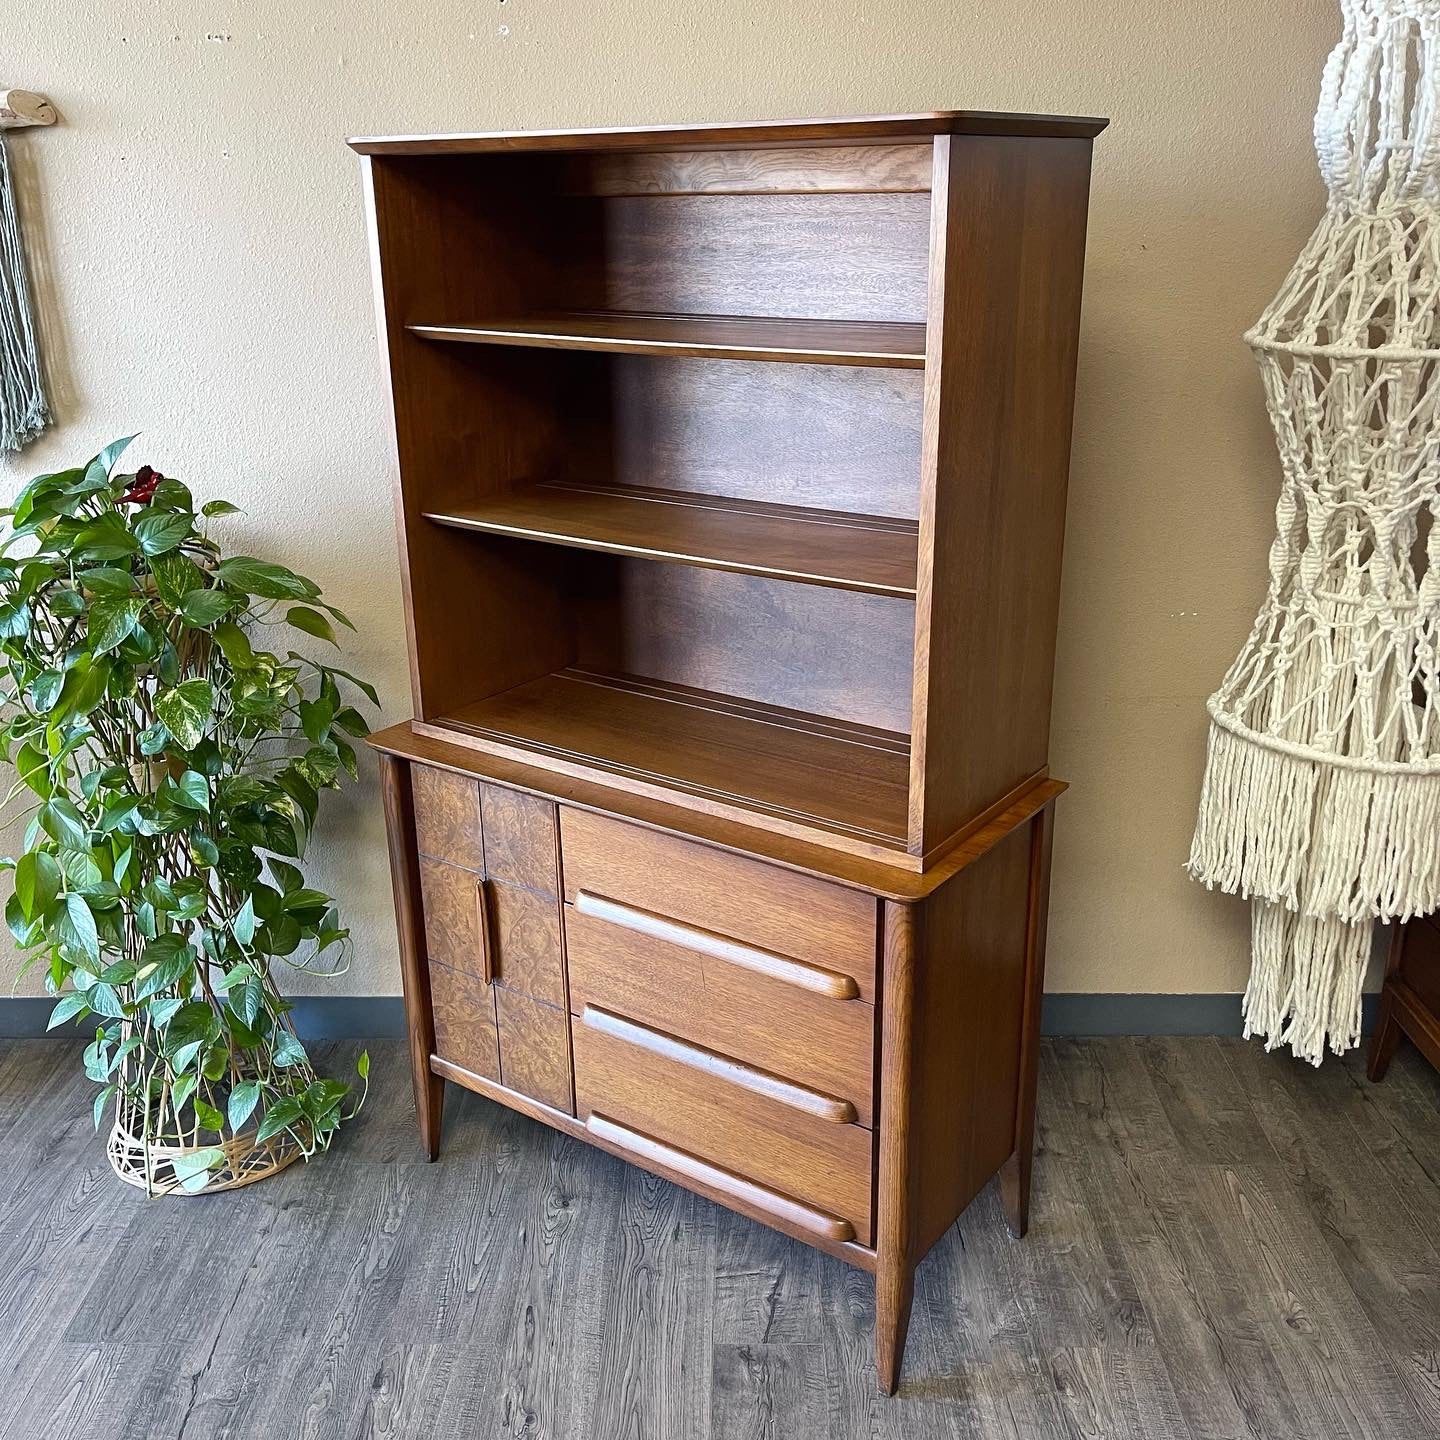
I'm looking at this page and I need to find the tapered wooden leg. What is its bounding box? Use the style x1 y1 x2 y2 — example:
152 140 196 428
379 752 446 1160
1368 924 1407 1084
1001 805 1054 1240
876 901 917 1394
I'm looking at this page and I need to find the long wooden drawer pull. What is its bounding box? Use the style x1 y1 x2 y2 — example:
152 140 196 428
585 1112 856 1244
574 890 860 1000
475 878 496 985
581 1006 858 1124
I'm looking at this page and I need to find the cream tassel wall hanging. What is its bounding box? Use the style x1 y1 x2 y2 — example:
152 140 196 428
1189 0 1440 1065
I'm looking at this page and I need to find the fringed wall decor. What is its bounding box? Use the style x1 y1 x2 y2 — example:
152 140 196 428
0 89 55 453
1190 0 1440 1064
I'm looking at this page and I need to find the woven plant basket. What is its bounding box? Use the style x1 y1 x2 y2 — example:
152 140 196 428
106 1079 301 1197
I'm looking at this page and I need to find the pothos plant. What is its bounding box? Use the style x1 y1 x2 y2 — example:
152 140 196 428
0 437 374 1192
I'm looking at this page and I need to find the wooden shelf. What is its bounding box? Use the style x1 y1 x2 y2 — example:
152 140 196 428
410 312 927 368
425 483 919 598
439 668 911 848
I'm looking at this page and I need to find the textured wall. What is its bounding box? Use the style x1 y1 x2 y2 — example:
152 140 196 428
2 0 1339 999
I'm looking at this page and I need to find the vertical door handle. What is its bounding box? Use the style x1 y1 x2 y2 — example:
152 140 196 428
475 877 497 985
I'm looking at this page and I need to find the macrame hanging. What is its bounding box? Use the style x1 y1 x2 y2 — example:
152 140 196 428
1190 0 1440 1065
0 90 55 452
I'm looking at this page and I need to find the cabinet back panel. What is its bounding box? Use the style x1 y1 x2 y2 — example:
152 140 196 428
575 356 923 519
574 559 914 733
577 192 932 322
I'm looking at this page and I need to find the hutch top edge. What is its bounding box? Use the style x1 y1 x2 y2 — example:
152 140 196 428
346 110 1109 155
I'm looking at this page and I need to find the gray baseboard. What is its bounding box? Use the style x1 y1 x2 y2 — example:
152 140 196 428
0 992 1378 1040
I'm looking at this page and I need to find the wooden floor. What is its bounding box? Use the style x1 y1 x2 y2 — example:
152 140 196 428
2 1036 1438 1439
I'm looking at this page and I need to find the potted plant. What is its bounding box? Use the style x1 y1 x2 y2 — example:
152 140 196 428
0 437 373 1193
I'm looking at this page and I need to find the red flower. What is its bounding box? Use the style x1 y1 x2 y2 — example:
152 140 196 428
121 465 162 505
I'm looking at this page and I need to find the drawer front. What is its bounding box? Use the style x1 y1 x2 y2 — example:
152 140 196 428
573 1006 873 1243
559 809 878 999
565 899 875 1125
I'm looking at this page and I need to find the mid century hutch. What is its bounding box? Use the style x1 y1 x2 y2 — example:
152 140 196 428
354 110 1105 1392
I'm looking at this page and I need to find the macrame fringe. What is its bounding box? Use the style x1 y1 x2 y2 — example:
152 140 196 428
0 134 48 452
1242 899 1370 1067
1189 719 1440 923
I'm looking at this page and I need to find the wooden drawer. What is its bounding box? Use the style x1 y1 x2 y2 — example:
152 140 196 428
565 896 875 1125
559 808 878 999
573 1005 874 1244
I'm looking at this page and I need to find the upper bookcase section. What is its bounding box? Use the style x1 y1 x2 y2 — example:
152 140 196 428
347 111 1108 156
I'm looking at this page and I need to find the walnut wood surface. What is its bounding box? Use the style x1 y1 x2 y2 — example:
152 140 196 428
580 1005 858 1125
565 900 874 1124
488 880 566 1009
1370 914 1440 1081
496 988 574 1113
347 110 1109 155
372 719 1066 900
418 857 484 979
560 806 879 997
481 782 559 895
412 764 482 870
447 668 911 853
412 313 927 368
429 960 500 1082
425 482 919 597
573 1011 874 1242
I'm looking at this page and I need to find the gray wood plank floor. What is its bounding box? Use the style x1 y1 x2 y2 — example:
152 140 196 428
1 1036 1437 1439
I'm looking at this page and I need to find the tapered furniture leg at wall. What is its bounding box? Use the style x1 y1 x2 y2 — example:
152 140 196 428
379 753 447 1160
1001 805 1055 1239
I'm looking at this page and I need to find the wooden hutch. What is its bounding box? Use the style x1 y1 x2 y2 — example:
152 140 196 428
354 110 1105 1392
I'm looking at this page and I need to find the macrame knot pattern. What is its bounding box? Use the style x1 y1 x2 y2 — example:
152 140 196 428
1190 0 1440 1062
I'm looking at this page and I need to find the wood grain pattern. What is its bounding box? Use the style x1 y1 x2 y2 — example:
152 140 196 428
560 806 879 996
496 988 574 1113
908 134 1095 853
488 879 566 1008
347 111 1110 155
449 668 910 854
418 856 484 979
412 763 483 869
480 782 559 895
411 313 926 367
425 482 919 597
1371 917 1440 1081
573 1011 874 1242
556 143 935 196
429 960 500 1081
581 1006 858 1125
565 900 874 1123
378 754 445 1160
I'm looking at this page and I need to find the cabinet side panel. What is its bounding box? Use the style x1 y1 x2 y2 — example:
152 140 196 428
907 821 1031 1259
910 136 1094 852
362 155 575 717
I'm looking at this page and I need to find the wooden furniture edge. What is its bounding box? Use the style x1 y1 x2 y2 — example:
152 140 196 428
429 1053 877 1269
367 721 1065 901
348 111 1109 155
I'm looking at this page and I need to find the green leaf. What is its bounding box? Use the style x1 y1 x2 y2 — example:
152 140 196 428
77 567 137 595
151 551 207 608
227 1080 261 1132
86 435 137 485
170 1146 225 1192
272 1030 308 1068
14 851 60 921
47 992 90 1029
154 678 214 749
357 1049 370 1080
39 797 89 851
172 771 210 811
201 499 242 518
132 509 193 557
15 742 51 798
213 556 318 601
0 599 30 638
138 721 169 755
194 1098 225 1132
86 982 125 1018
53 657 113 721
211 621 254 668
147 995 185 1027
189 833 219 868
232 895 256 945
28 669 64 713
133 934 196 1000
93 1084 115 1130
58 893 99 961
178 588 235 626
255 1096 305 1143
285 606 337 645
87 596 143 654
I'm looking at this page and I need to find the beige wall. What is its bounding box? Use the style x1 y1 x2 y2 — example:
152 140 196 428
2 0 1340 999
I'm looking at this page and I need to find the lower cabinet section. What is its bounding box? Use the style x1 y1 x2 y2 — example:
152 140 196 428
430 961 500 1083
572 1004 874 1245
494 988 573 1111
